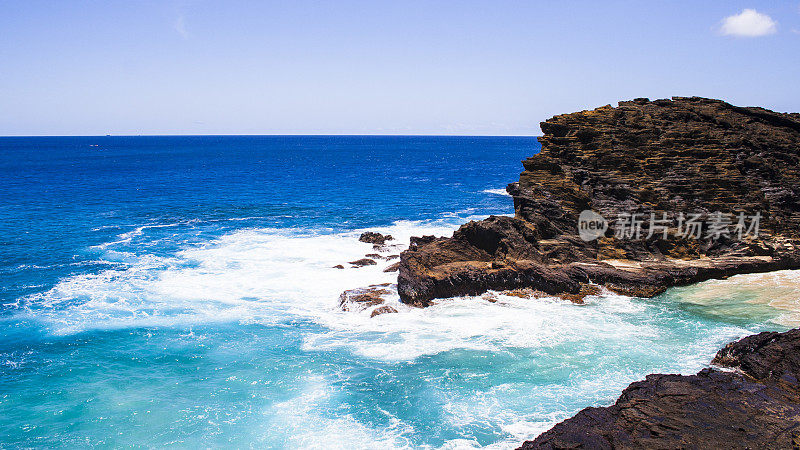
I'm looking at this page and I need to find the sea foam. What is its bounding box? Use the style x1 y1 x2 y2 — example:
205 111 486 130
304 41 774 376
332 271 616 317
11 215 796 448
482 188 511 196
18 217 464 335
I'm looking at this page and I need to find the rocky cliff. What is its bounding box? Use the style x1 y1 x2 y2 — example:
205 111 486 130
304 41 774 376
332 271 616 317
398 97 800 305
519 328 800 449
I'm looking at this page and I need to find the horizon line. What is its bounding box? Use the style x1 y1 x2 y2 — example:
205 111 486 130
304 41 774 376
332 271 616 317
0 133 541 138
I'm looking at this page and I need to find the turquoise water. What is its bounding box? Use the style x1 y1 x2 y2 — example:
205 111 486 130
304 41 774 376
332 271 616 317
0 137 790 448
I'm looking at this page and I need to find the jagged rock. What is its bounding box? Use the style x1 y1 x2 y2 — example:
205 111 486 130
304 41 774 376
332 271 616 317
370 305 398 317
712 328 800 389
338 285 391 312
558 283 601 304
359 232 394 245
503 289 530 298
332 264 345 269
373 243 400 252
519 328 800 449
496 284 599 304
349 258 377 268
364 253 384 259
398 97 800 305
386 255 400 261
383 262 401 273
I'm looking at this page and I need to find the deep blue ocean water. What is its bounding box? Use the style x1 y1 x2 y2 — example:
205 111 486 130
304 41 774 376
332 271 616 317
0 136 792 448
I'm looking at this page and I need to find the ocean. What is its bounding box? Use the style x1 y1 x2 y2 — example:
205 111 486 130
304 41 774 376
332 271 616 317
0 136 794 448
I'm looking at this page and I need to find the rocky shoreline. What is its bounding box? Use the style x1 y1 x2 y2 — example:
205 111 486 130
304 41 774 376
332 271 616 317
388 97 800 446
336 97 800 444
519 328 800 449
397 97 800 305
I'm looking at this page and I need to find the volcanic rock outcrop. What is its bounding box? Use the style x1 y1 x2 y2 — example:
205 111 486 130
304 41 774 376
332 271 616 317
338 284 397 314
398 97 800 305
519 328 800 449
359 231 393 245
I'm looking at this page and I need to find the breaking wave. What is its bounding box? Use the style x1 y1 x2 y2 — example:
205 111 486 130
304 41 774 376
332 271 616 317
6 214 798 448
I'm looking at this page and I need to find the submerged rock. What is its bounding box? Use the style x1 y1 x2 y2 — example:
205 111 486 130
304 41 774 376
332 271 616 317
493 285 598 304
338 284 400 318
372 243 399 252
383 262 401 273
482 292 498 303
370 305 398 317
338 285 391 312
349 258 377 268
519 328 800 449
399 97 800 305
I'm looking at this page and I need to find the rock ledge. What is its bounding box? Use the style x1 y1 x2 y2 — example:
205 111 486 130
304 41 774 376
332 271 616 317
519 328 800 449
398 97 800 305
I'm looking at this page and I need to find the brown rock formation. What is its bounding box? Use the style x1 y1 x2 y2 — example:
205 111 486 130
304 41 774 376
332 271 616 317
349 258 377 268
359 232 393 245
338 284 391 312
519 328 800 449
398 97 800 305
370 305 398 317
383 262 401 273
338 284 401 318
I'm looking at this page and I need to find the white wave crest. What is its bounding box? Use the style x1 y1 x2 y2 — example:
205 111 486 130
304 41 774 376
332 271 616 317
18 218 462 335
482 188 511 196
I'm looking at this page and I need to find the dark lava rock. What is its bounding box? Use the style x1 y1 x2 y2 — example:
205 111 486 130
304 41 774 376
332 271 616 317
338 285 390 312
359 232 394 245
712 328 800 390
498 285 599 305
332 264 345 269
349 258 377 268
383 262 401 273
518 328 800 449
398 97 800 305
370 305 398 317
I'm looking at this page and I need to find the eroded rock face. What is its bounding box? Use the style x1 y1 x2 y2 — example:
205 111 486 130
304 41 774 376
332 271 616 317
519 328 800 449
516 97 800 240
712 328 800 389
398 97 800 305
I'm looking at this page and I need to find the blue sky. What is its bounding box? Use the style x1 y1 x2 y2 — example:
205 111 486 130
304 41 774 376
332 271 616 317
1 0 799 135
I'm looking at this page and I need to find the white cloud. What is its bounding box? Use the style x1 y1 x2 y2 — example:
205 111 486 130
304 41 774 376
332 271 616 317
174 15 189 40
720 9 777 37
